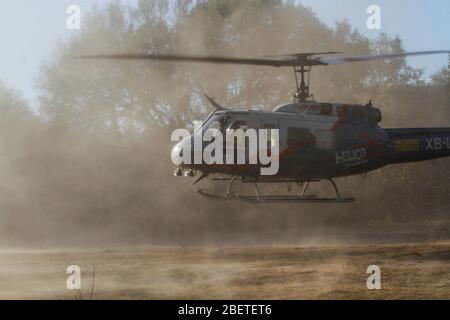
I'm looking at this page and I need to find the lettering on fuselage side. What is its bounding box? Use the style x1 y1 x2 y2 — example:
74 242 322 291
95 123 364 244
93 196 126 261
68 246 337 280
394 139 420 152
425 137 450 151
394 137 450 152
336 147 368 167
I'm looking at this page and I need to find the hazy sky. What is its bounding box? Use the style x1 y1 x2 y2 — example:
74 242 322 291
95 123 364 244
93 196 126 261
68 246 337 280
0 0 449 108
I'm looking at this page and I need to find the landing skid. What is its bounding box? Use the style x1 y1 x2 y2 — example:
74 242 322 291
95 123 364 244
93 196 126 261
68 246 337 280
195 177 355 204
196 189 354 203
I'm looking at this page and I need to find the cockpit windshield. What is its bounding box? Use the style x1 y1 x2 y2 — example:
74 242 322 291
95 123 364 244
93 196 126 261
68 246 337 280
196 113 228 135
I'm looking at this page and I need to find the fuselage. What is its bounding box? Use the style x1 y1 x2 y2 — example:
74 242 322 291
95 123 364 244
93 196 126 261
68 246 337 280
174 101 450 181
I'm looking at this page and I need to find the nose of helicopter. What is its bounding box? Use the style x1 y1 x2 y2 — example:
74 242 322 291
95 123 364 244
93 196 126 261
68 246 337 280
171 135 196 166
171 140 182 163
171 139 186 164
172 136 201 177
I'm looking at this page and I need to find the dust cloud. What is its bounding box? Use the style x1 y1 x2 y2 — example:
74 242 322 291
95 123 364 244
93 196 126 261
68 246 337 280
0 0 449 250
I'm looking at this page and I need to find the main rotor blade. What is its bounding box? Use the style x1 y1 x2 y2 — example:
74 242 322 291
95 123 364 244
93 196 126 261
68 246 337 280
77 50 450 67
321 50 450 65
77 51 343 67
77 53 290 67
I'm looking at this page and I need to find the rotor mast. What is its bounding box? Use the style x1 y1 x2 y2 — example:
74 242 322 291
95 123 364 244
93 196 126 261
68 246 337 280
293 65 312 103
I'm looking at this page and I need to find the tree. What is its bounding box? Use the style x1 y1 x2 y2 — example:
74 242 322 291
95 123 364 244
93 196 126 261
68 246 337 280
431 53 450 88
37 0 421 132
0 83 38 155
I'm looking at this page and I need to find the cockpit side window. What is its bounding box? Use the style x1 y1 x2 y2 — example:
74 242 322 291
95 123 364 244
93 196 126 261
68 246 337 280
207 120 222 130
228 120 248 130
203 114 227 131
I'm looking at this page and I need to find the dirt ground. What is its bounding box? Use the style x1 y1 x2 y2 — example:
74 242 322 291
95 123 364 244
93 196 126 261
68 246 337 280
0 241 449 299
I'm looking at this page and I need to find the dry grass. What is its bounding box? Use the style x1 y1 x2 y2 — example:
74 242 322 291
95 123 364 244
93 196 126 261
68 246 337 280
0 242 449 299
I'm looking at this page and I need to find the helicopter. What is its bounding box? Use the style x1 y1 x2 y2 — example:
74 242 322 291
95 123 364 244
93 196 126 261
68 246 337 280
80 50 450 203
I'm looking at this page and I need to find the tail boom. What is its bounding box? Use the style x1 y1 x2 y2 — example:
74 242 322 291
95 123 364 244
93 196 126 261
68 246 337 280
387 128 450 164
